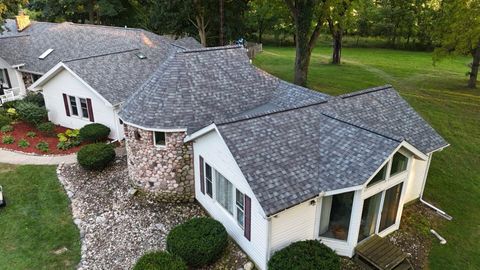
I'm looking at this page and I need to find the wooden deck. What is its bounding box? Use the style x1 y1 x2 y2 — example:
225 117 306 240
355 235 413 270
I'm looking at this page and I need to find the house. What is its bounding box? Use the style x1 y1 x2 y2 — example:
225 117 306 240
118 46 448 269
0 15 201 140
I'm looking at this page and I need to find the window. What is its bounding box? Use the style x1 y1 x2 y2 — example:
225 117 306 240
153 132 166 147
367 164 387 187
69 96 78 116
205 163 213 197
31 74 42 82
215 171 233 214
236 189 245 228
379 183 403 231
390 152 408 176
319 192 354 241
134 130 141 140
0 69 9 88
79 98 89 119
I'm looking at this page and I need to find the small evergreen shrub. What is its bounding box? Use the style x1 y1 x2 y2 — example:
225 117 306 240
36 141 49 153
1 100 18 109
2 135 15 144
0 125 13 133
26 131 37 138
37 122 56 136
77 143 115 170
166 217 228 267
133 251 187 270
16 101 48 125
0 114 11 128
79 123 111 142
268 240 341 270
23 92 45 107
18 139 30 148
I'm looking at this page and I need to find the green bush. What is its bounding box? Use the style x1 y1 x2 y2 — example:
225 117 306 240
268 240 341 270
1 100 18 109
26 131 36 138
23 92 45 107
77 143 116 170
133 251 187 270
16 101 48 125
37 122 56 136
79 123 111 142
57 130 81 150
1 125 13 133
2 135 15 144
167 217 228 267
0 114 11 128
36 141 49 153
18 139 30 148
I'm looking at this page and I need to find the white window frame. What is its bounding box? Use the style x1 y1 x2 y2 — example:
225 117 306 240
67 95 91 121
366 149 411 189
153 131 166 148
68 95 79 116
79 97 89 119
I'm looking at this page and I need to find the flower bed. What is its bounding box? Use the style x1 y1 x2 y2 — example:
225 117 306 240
0 121 86 155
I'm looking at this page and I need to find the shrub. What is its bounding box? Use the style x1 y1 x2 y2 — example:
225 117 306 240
133 251 187 270
57 129 81 150
26 131 37 138
23 92 45 107
1 125 13 133
0 114 11 128
79 123 111 142
37 122 56 136
268 240 341 270
1 100 18 109
15 101 48 125
77 143 116 170
18 139 30 148
2 135 14 144
36 141 49 153
166 217 228 267
6 108 17 119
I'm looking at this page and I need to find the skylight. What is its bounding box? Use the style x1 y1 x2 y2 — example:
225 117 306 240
39 48 54 59
135 52 147 60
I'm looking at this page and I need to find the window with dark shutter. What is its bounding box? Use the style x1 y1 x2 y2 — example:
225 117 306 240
62 94 70 116
86 98 94 122
244 195 251 241
199 156 205 194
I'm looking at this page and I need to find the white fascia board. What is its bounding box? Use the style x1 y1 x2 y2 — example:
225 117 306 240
121 119 187 133
29 62 113 107
184 123 216 142
400 140 428 161
11 63 25 69
323 185 363 196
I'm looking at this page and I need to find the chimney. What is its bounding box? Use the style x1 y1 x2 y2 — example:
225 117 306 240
15 10 31 32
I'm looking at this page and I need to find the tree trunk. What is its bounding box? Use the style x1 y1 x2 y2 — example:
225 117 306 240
196 15 207 47
468 46 480 89
88 0 95 24
332 30 342 64
219 0 224 46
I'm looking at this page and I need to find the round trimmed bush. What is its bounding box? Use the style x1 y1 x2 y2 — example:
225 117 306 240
133 251 187 270
167 217 228 267
79 123 111 142
77 143 116 171
268 240 341 270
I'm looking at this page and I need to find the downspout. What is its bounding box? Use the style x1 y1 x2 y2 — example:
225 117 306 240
419 152 452 220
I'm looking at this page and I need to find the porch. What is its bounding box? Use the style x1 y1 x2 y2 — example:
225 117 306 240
0 87 23 104
355 235 413 270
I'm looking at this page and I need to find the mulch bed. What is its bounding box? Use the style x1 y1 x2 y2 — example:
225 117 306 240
0 121 85 155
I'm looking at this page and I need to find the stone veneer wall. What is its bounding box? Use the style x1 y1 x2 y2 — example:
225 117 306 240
124 125 195 202
21 72 34 88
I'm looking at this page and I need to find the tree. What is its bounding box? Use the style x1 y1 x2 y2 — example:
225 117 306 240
284 0 330 86
246 0 285 44
327 0 354 64
434 0 480 88
0 0 28 29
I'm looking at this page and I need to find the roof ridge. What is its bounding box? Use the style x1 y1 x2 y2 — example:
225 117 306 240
61 21 144 32
339 84 393 99
182 45 242 54
321 113 403 142
0 34 30 39
63 48 140 63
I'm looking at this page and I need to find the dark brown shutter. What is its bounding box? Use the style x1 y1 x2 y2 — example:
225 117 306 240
4 69 11 89
244 195 251 241
62 94 70 116
199 156 205 194
86 98 94 122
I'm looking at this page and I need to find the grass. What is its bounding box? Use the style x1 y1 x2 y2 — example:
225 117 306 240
0 164 80 269
254 46 480 270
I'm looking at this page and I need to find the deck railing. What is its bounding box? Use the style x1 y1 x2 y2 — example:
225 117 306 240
0 88 22 105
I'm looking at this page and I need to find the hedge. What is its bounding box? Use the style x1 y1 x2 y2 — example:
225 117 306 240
23 92 45 107
79 123 111 142
77 143 116 171
166 217 228 267
268 240 341 270
15 101 48 125
133 251 187 270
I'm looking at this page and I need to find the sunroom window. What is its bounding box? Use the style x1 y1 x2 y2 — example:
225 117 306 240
367 164 387 187
319 191 354 241
390 152 408 176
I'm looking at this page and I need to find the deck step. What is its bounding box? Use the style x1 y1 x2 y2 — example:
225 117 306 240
392 259 413 270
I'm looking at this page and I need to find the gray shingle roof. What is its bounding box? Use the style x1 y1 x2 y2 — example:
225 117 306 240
0 19 202 105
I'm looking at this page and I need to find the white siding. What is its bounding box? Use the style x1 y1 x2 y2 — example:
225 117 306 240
42 69 123 140
0 57 26 96
270 200 317 252
404 154 430 203
193 130 270 270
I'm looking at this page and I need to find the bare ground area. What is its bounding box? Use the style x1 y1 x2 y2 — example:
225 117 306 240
57 157 249 270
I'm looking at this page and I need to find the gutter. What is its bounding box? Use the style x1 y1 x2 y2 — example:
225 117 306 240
419 150 452 220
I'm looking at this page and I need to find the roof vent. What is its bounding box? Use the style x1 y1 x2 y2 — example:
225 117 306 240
135 52 147 59
39 48 54 59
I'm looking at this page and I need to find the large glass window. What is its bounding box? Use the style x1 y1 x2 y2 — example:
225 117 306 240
205 163 213 197
358 193 382 242
215 171 233 214
390 152 408 176
367 164 387 187
379 183 403 231
319 192 354 241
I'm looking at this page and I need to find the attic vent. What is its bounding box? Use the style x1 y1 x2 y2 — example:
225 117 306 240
135 52 147 59
39 48 54 59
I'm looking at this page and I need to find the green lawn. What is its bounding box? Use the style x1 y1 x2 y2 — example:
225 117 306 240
254 46 480 270
0 164 80 270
